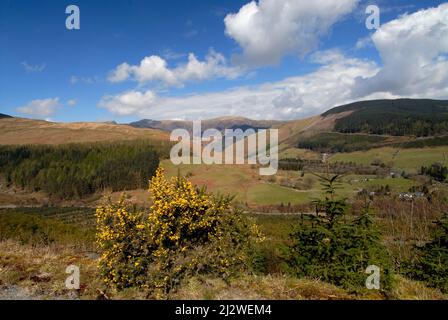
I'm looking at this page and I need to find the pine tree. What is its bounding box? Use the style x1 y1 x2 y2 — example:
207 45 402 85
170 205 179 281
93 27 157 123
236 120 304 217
289 174 393 291
412 213 448 293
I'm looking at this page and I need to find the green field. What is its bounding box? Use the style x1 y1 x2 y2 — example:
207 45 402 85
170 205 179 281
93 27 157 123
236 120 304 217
246 183 318 205
329 146 448 172
160 159 434 206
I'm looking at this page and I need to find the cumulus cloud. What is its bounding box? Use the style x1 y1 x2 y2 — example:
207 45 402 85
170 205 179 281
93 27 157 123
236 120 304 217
16 98 62 117
99 3 448 121
224 0 359 66
108 49 242 86
99 51 378 120
353 3 448 98
98 90 157 116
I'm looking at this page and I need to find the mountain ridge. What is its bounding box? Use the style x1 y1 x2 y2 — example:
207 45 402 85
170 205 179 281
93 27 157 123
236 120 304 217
129 116 286 132
0 113 12 119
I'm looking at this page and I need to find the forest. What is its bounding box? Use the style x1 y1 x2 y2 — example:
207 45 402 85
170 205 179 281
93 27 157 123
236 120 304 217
296 132 386 153
323 99 448 136
0 141 168 199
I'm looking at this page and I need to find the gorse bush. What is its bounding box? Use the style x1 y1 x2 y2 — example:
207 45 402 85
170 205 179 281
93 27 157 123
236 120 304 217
409 213 448 293
289 173 393 292
96 168 263 296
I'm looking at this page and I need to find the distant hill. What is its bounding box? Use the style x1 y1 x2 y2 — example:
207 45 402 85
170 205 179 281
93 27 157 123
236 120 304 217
129 116 285 132
323 99 448 136
3 99 447 151
0 113 12 119
278 99 448 153
0 117 169 145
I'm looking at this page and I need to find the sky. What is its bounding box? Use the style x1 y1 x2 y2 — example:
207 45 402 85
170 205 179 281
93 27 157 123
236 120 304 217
1 0 448 123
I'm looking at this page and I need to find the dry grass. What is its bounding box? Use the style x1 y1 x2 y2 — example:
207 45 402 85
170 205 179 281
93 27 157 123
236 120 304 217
172 275 357 300
390 276 447 300
277 116 320 144
0 118 169 145
0 241 446 300
0 241 100 299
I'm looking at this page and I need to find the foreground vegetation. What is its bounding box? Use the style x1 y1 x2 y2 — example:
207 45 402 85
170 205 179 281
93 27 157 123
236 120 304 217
96 168 262 297
1 167 447 299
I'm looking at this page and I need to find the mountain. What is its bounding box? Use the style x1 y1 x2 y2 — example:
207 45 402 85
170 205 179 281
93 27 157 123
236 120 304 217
2 99 447 150
129 116 285 132
0 113 12 119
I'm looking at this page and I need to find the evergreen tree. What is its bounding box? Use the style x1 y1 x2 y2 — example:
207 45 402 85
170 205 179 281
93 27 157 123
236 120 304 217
289 174 393 291
411 213 448 293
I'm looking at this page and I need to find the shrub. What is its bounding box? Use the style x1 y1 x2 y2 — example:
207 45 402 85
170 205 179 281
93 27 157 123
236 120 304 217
409 213 448 293
289 174 393 292
420 163 448 182
0 211 93 247
96 168 263 296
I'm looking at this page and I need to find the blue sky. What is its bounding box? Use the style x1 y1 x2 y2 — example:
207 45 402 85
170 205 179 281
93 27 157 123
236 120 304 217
1 0 448 122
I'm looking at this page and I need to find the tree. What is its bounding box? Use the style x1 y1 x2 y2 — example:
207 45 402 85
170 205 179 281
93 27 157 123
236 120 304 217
289 174 393 291
410 213 448 293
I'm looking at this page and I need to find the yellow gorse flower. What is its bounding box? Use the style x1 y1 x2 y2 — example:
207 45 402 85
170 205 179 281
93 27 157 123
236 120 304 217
95 166 263 294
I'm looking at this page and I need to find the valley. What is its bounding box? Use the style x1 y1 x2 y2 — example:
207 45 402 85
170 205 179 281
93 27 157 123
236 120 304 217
0 98 447 300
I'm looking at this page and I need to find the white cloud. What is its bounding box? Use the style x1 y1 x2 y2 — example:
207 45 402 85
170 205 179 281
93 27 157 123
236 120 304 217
99 3 448 121
99 51 378 120
108 49 242 86
98 90 157 116
224 0 359 66
355 36 373 50
21 61 46 72
353 3 448 98
16 98 62 117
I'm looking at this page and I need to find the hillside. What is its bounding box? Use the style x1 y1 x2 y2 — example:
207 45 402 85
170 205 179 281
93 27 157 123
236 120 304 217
0 113 12 119
129 116 285 132
0 117 169 145
278 99 448 154
324 99 448 136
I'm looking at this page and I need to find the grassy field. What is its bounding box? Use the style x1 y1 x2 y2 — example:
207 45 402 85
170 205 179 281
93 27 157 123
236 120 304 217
161 160 323 206
160 159 429 206
278 147 320 160
329 146 448 172
246 183 317 205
